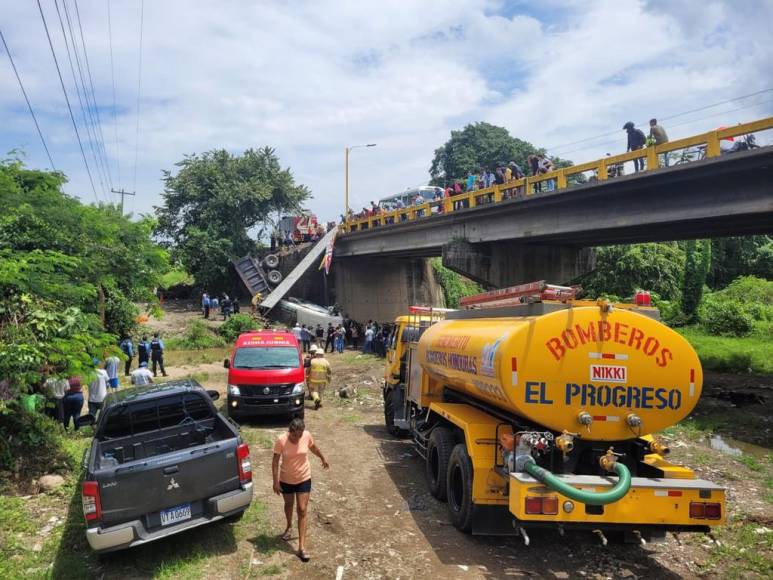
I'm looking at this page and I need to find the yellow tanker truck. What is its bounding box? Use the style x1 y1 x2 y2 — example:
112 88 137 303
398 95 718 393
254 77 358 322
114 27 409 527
383 285 724 543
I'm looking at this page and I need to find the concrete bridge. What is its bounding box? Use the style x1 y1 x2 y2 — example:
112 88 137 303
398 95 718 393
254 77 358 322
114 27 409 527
333 119 773 320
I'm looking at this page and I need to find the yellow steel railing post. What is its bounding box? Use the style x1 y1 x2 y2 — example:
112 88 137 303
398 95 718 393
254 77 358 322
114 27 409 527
494 185 502 203
706 131 721 158
598 159 607 181
647 146 658 170
557 169 567 190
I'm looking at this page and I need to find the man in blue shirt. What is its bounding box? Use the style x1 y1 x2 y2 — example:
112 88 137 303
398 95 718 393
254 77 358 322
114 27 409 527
137 335 150 366
202 293 211 319
150 332 168 377
120 336 134 376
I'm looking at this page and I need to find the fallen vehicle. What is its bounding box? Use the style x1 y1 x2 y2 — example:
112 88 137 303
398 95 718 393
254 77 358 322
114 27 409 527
79 380 252 553
383 282 725 543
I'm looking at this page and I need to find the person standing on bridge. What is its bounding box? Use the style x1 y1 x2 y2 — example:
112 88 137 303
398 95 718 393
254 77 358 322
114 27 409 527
624 121 647 172
649 118 670 167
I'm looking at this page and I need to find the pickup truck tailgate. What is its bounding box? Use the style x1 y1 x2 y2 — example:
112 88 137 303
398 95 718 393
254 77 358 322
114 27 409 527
99 440 241 526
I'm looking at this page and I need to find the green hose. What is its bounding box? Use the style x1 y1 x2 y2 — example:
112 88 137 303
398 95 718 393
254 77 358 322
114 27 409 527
524 458 632 506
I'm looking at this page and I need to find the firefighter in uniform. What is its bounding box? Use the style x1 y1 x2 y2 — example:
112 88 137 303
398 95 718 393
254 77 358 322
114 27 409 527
307 346 332 409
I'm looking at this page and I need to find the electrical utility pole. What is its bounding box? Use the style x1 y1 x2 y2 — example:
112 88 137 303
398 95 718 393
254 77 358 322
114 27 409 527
111 188 135 215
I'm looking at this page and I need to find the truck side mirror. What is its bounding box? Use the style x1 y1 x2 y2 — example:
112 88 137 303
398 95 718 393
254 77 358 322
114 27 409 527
223 359 230 369
207 389 220 401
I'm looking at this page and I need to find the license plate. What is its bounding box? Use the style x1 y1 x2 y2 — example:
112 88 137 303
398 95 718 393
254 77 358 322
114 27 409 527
160 503 191 526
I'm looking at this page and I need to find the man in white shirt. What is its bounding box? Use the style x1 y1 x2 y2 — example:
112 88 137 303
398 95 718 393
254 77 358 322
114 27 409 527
88 361 109 416
363 325 375 354
292 323 303 342
130 361 154 386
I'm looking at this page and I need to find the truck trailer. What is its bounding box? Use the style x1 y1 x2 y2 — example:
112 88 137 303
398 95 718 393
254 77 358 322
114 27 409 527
382 284 724 543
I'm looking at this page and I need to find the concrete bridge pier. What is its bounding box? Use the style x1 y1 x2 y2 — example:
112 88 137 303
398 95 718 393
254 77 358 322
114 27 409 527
442 240 595 289
334 256 445 322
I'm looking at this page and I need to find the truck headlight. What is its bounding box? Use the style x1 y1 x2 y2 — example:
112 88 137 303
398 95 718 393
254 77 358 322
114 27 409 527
291 383 305 395
228 384 240 396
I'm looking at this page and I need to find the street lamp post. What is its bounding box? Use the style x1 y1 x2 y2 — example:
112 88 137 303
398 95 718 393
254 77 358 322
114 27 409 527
345 143 376 215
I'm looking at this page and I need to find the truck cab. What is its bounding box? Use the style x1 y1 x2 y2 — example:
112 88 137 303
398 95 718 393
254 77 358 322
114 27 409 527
225 331 306 420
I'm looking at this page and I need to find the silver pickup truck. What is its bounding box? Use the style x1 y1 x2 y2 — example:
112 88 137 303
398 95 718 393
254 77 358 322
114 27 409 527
79 380 252 553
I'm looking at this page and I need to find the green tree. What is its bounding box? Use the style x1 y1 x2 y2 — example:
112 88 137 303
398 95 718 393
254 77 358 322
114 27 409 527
429 122 573 185
155 147 310 290
581 243 686 301
708 236 773 288
681 240 711 318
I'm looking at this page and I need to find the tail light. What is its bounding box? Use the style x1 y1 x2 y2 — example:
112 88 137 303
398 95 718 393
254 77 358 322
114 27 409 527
237 443 252 484
690 501 721 520
82 481 102 522
525 496 559 515
541 497 559 515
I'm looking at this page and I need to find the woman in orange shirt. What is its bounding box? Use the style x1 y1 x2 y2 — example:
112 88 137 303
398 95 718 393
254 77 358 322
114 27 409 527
272 418 329 562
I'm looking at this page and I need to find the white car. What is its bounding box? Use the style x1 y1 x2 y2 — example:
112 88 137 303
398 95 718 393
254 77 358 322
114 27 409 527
278 298 343 328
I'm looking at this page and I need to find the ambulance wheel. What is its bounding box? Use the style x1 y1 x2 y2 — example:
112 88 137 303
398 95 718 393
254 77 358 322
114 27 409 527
263 253 280 268
383 390 404 437
267 270 283 284
447 443 474 533
426 427 454 501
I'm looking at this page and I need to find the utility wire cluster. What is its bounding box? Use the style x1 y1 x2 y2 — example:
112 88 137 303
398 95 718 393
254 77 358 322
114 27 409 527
1 0 145 207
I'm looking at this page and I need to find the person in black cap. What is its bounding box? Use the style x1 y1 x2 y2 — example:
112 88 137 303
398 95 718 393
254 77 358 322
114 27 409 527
623 121 646 172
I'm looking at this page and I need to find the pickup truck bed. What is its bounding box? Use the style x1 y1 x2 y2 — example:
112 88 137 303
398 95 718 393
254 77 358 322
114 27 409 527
81 381 253 553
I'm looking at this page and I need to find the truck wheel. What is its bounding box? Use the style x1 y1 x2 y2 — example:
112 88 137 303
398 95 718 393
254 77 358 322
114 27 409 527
293 407 305 420
263 253 280 268
383 389 405 437
268 270 283 284
426 427 455 501
446 443 474 533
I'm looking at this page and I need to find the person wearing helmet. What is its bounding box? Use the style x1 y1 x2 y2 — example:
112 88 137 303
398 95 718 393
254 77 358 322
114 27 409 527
623 121 647 172
307 346 332 410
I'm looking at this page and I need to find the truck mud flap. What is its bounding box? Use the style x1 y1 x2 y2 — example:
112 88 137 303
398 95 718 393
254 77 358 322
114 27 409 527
471 504 518 536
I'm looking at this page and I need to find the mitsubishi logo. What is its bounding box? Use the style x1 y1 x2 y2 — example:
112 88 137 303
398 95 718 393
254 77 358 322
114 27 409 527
167 478 180 491
263 387 271 395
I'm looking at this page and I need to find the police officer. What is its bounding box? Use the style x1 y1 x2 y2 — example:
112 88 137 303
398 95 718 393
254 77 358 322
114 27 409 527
150 332 168 377
137 335 150 367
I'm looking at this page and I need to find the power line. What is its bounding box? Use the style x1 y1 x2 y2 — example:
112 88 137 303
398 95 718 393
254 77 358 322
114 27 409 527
132 0 144 193
57 0 111 199
107 0 121 188
72 0 114 194
546 87 773 153
36 0 99 201
0 27 57 170
52 0 107 199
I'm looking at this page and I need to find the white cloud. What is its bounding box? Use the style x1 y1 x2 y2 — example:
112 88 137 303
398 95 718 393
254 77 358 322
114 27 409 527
1 0 771 220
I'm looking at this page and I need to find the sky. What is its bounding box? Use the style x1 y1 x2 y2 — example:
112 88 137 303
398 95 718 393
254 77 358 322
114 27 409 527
2 0 772 222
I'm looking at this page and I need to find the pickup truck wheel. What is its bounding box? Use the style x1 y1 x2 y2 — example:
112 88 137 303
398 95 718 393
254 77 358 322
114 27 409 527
426 427 454 501
446 443 474 533
293 407 305 420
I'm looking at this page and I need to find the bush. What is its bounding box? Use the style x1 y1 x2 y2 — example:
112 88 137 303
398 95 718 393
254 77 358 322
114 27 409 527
167 320 225 350
103 285 139 338
0 405 70 482
430 258 482 308
699 299 754 337
219 314 261 342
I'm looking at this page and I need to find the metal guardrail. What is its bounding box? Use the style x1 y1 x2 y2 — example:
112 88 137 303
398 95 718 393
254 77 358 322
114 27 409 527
341 117 773 234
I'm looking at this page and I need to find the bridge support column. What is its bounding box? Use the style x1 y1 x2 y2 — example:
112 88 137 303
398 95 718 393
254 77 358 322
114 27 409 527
442 240 595 289
334 257 445 322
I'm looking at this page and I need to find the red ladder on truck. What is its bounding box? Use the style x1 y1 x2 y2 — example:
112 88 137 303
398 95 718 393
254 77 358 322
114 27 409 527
459 280 579 309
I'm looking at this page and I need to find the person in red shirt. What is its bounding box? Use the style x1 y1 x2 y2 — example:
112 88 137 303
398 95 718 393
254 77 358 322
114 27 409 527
272 418 329 562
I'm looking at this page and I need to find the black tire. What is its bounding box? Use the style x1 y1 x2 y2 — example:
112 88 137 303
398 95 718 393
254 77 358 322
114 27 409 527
384 389 401 436
426 427 455 501
293 407 305 420
446 443 474 533
267 270 283 284
263 253 280 268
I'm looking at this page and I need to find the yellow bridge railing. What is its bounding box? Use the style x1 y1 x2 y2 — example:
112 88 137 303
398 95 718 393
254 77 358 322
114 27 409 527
341 117 773 235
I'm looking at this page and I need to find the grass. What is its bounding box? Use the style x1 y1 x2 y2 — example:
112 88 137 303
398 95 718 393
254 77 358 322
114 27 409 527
336 351 381 365
164 347 230 367
677 326 773 374
701 520 773 578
